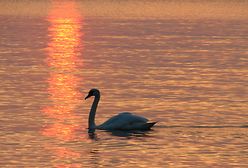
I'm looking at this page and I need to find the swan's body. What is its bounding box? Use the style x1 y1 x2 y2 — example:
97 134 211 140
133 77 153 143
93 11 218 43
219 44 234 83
85 89 156 133
97 112 155 130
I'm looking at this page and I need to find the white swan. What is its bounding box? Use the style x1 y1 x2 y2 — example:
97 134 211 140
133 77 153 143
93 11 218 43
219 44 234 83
85 88 156 133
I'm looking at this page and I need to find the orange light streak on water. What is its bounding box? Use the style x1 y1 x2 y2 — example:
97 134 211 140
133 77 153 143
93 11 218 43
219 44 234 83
41 1 84 165
42 0 83 140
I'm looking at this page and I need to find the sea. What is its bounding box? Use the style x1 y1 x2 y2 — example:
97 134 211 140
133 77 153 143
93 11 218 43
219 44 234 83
0 1 247 167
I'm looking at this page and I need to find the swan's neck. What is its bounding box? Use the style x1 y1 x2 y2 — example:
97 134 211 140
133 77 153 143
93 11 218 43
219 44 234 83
88 94 100 132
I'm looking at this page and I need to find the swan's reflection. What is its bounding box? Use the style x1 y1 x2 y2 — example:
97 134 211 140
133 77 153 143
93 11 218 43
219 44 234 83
110 130 149 137
89 130 151 139
88 132 98 140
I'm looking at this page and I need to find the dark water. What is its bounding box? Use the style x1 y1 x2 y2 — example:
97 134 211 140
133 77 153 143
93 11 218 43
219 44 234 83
0 1 248 167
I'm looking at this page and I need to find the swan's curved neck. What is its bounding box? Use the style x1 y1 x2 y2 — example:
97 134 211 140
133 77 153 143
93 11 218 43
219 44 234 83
88 93 100 132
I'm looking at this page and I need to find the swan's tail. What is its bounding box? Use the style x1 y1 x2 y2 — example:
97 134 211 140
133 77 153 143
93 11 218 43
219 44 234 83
143 122 157 130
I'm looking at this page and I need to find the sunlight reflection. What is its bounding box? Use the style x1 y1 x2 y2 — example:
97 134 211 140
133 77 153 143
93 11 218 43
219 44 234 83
42 0 84 166
43 0 83 140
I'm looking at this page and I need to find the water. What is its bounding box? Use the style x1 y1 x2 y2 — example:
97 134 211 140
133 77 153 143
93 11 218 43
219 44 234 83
1 1 248 167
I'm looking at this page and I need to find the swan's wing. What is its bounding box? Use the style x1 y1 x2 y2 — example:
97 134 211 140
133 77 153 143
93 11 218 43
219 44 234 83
97 112 149 130
119 112 148 122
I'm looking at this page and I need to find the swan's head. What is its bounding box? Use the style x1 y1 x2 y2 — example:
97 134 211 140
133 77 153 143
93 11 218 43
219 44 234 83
85 88 100 100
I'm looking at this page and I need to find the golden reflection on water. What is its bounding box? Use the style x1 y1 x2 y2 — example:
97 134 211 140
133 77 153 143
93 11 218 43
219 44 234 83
42 1 84 166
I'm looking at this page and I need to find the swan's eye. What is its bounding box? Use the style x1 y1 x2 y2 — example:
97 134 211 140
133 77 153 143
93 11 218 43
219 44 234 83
89 90 94 95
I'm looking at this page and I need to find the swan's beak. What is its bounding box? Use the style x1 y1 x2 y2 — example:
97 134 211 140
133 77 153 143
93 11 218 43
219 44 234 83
85 94 91 100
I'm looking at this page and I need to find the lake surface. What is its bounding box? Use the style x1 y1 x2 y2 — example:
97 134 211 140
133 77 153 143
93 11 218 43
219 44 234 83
0 1 248 167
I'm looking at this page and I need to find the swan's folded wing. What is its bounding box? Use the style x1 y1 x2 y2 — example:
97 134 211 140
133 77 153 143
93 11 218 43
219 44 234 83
98 112 149 130
122 113 148 123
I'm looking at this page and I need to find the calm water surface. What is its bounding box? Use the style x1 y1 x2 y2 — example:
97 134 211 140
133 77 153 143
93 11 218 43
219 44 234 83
0 1 248 167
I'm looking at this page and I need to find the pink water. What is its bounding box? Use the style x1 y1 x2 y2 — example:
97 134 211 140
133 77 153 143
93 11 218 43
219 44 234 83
0 1 248 167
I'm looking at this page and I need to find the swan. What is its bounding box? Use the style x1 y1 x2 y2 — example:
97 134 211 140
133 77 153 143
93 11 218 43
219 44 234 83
85 88 157 133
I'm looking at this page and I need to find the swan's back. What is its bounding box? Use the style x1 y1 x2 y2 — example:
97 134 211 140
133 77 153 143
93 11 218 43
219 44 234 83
97 112 155 130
